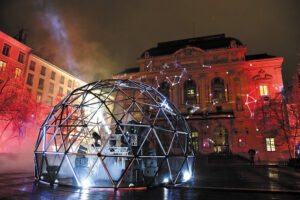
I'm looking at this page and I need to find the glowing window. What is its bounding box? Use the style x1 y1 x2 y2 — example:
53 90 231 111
15 68 22 80
0 60 7 72
191 131 198 151
266 138 276 152
187 89 195 95
184 79 196 104
37 92 42 103
192 131 198 138
260 85 268 96
193 141 198 151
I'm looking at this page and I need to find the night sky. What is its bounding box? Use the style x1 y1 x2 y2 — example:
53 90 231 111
0 0 299 86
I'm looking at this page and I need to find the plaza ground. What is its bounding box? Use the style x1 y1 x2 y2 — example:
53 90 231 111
0 155 300 200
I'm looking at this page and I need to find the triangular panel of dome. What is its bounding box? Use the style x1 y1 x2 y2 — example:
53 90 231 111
173 158 192 184
153 127 174 155
168 132 186 156
44 128 65 153
116 158 146 188
137 128 166 157
168 156 186 183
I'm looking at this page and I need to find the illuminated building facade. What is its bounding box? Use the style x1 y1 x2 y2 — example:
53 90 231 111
0 30 31 86
287 58 300 158
114 34 289 162
25 54 86 105
0 30 86 106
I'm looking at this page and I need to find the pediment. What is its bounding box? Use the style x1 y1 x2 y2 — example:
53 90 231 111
173 47 206 58
252 69 273 81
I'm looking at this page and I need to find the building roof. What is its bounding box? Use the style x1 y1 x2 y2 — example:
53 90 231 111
140 34 243 58
245 54 276 61
0 30 31 52
114 67 140 75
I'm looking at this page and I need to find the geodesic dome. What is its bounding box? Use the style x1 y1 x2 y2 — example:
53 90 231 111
34 79 194 188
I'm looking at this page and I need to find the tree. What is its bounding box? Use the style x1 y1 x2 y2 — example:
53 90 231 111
0 67 44 149
254 91 293 159
286 78 300 158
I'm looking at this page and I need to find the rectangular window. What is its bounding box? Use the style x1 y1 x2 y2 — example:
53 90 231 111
238 138 246 148
40 66 46 76
0 60 7 72
29 61 35 71
193 141 198 151
192 131 198 138
37 92 42 103
48 82 54 94
68 79 72 88
38 78 44 90
15 68 22 80
51 71 56 80
26 73 34 86
18 52 25 63
2 44 10 56
192 131 199 151
266 138 276 152
260 85 268 96
60 76 65 84
59 86 63 94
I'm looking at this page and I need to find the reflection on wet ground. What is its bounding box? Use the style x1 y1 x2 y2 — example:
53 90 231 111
1 164 300 200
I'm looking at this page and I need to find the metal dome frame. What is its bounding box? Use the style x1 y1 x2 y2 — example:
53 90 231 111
34 79 194 189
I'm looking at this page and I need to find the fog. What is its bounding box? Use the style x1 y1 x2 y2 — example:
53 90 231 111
0 134 36 173
0 0 299 84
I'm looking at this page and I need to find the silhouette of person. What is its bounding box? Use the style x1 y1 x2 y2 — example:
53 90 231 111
248 149 256 165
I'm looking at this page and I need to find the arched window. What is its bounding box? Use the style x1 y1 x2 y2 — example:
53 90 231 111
211 77 225 103
184 79 197 104
158 82 170 99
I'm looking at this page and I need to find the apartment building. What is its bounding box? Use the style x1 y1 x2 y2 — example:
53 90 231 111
0 30 86 106
25 54 86 105
0 30 31 86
